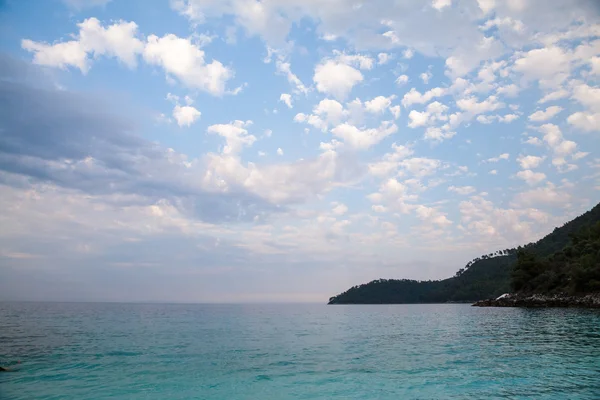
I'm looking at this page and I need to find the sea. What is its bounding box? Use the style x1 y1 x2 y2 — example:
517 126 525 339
1 302 599 399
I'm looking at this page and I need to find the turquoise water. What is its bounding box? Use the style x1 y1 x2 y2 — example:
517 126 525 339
1 303 599 399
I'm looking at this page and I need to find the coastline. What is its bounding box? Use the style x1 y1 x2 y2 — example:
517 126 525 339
472 293 600 308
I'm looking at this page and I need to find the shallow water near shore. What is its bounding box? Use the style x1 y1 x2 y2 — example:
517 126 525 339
1 302 599 399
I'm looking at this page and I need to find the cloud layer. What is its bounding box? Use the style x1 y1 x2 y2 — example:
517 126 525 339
1 0 599 302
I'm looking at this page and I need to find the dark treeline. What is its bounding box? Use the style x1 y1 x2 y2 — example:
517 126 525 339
513 220 600 294
328 202 600 304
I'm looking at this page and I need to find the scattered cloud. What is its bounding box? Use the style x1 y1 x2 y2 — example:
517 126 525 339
396 74 409 86
516 169 547 185
313 60 363 100
448 185 476 195
432 0 452 11
528 106 563 122
5 1 600 302
173 104 201 127
517 155 545 169
22 17 143 73
486 153 510 163
420 70 433 84
279 93 293 108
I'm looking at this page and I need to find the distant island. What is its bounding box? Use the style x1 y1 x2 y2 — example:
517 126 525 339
328 202 600 307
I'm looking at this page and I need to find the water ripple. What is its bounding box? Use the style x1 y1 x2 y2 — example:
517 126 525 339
0 303 599 399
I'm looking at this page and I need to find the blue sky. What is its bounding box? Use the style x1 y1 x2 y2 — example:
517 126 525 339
0 0 599 302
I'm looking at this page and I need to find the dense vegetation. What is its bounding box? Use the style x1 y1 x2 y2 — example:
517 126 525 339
328 202 600 304
512 221 600 294
327 255 514 304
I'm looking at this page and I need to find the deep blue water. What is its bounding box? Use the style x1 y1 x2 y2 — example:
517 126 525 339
1 302 599 399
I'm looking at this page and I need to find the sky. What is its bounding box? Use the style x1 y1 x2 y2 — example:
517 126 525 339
0 0 599 303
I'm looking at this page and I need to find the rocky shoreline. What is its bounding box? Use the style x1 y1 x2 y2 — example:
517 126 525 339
472 293 600 308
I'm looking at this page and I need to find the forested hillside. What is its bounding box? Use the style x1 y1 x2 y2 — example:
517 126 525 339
328 202 600 304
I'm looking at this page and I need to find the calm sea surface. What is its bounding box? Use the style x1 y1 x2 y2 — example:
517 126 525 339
1 302 599 399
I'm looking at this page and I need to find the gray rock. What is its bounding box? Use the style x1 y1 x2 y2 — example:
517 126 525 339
472 293 600 308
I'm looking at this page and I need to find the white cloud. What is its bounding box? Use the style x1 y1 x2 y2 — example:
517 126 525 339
368 143 414 177
371 205 387 213
539 124 574 156
516 170 547 185
390 105 401 120
432 0 452 11
528 106 563 122
476 115 494 124
279 93 293 108
486 153 510 162
294 99 350 132
456 95 503 115
568 112 600 132
477 0 496 14
498 113 519 123
448 185 476 195
512 183 571 207
458 195 554 243
573 151 589 160
481 17 525 33
538 89 569 104
313 61 363 100
334 51 375 70
571 82 600 112
420 70 433 84
590 57 600 75
555 141 577 156
477 61 505 84
525 137 543 146
207 120 256 155
444 36 504 78
332 203 348 216
403 49 414 59
424 127 456 142
517 155 545 169
331 121 398 150
477 113 519 124
22 17 144 73
401 87 447 108
513 46 570 88
277 147 284 156
377 53 391 65
22 39 90 72
368 178 416 214
316 99 347 120
496 84 520 98
407 111 428 128
173 105 201 127
407 101 450 129
415 205 452 227
274 57 309 95
396 75 409 86
400 157 442 178
166 92 180 103
365 95 397 114
537 124 579 171
144 33 232 95
566 82 600 132
489 169 498 175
